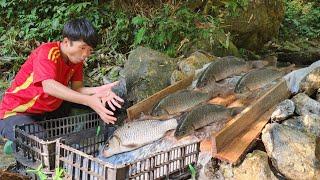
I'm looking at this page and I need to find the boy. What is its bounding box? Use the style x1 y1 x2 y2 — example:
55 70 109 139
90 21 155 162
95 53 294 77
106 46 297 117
0 18 123 142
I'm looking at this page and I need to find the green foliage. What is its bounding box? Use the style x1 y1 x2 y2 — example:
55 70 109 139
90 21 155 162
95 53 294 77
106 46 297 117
206 0 249 17
26 164 48 180
131 5 219 57
222 0 249 16
188 164 196 180
96 125 101 136
53 167 65 180
281 0 320 39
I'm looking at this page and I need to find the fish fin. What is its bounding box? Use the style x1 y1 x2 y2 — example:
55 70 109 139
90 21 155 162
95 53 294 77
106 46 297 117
177 112 188 125
164 129 175 137
248 60 269 69
175 112 188 136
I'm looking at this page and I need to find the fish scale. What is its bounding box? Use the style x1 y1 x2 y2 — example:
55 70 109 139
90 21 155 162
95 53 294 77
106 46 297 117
196 56 250 88
175 104 233 138
152 90 211 116
103 119 178 157
234 68 283 93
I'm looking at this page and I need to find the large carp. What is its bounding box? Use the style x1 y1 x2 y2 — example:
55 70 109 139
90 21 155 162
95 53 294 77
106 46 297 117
102 119 177 157
196 56 250 88
175 104 236 138
152 90 211 116
234 68 283 94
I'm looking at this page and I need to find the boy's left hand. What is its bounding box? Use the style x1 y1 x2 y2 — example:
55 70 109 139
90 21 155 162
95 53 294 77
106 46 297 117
94 81 124 110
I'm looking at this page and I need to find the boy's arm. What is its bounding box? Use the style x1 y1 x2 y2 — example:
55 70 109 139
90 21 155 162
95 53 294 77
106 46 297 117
71 81 99 95
42 79 116 124
71 81 124 110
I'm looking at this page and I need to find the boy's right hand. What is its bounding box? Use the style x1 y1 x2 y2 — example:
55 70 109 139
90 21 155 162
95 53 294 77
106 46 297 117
86 96 117 124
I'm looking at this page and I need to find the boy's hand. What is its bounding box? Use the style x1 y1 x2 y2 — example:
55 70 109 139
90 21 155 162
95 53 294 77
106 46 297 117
86 96 117 124
94 81 124 110
100 91 123 111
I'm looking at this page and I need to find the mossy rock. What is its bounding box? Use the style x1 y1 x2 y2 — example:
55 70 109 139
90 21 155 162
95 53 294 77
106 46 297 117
221 0 285 51
124 46 177 103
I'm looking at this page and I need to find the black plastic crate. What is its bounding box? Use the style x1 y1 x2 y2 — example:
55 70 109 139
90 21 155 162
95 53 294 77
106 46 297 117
14 112 105 173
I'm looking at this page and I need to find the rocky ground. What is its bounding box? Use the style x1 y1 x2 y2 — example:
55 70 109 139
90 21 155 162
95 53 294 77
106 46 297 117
0 138 29 179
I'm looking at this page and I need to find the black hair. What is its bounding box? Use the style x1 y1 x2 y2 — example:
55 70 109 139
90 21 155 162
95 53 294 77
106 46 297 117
62 18 99 48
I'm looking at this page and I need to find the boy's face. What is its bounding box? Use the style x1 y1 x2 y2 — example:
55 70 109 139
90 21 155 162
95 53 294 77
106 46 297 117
61 38 93 64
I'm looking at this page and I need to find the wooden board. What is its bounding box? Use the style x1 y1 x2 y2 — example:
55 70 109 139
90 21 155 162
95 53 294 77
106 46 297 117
126 75 194 120
208 94 237 107
212 79 291 164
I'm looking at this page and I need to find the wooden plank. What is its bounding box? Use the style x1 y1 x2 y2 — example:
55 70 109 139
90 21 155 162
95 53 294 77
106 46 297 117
212 79 291 164
208 94 237 106
215 106 275 164
126 75 194 120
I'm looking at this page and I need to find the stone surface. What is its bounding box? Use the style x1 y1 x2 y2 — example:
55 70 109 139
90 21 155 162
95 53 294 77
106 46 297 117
271 99 295 122
283 114 320 137
221 0 285 51
292 93 320 116
124 46 177 103
262 123 320 180
233 150 277 180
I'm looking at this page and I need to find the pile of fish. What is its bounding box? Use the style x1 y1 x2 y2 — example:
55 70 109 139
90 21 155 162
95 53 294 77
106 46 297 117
99 56 290 166
198 62 320 179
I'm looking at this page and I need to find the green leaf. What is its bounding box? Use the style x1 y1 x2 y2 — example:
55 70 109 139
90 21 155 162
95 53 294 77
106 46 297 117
188 164 196 180
134 28 146 45
0 0 7 8
38 171 48 180
96 125 101 136
3 140 13 155
132 16 146 26
26 164 48 180
53 167 65 180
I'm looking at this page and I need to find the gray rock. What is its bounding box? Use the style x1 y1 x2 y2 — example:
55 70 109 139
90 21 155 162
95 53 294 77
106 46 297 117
233 150 277 180
316 88 320 102
262 123 320 180
300 67 320 96
197 152 222 180
219 161 234 179
277 47 320 65
271 99 295 122
171 52 216 85
170 70 187 85
124 47 177 103
283 114 320 137
178 51 216 76
111 78 127 98
292 93 320 116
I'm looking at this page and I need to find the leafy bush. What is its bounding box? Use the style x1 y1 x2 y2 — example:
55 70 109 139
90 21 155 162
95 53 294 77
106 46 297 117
280 0 320 39
131 5 219 57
